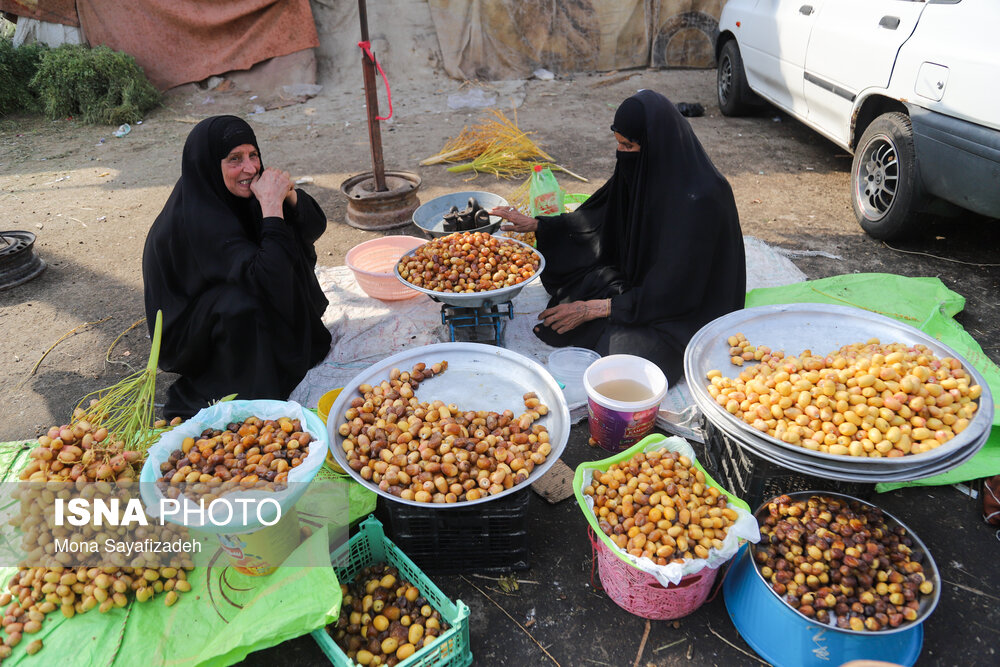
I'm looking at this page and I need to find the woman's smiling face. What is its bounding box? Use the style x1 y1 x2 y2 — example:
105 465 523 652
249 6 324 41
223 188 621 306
221 144 261 197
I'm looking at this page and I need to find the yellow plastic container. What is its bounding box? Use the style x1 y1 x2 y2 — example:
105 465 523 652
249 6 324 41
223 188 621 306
317 387 342 423
318 388 345 473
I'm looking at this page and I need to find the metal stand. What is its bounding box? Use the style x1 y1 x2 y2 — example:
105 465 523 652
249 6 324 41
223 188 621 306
358 0 385 191
341 0 421 230
440 302 514 346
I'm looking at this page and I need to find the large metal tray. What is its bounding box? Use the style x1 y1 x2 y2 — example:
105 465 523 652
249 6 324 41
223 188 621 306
692 379 987 482
325 342 570 508
702 404 986 483
685 303 994 468
393 236 544 307
750 490 940 635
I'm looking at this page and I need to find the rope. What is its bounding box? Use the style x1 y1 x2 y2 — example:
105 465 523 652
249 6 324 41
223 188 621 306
357 40 393 121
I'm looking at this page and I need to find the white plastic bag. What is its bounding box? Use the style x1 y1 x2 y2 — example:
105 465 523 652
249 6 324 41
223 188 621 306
447 87 497 109
139 399 327 533
582 434 760 586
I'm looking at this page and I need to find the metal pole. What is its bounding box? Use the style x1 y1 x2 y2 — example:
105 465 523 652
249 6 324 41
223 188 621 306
359 0 387 191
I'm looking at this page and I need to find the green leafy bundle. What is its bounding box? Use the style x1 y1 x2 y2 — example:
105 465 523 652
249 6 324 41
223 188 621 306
0 38 47 115
76 310 164 453
30 43 159 124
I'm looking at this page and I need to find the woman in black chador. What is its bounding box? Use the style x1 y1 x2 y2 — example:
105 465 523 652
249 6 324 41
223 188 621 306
142 115 332 418
492 89 745 385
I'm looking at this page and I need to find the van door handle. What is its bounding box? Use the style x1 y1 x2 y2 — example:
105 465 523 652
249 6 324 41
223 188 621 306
799 5 814 15
879 16 900 30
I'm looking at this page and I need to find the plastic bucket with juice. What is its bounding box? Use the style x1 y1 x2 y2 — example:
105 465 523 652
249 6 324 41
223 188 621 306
583 355 668 452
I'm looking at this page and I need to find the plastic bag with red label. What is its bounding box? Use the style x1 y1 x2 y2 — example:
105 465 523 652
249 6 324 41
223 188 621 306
529 164 564 217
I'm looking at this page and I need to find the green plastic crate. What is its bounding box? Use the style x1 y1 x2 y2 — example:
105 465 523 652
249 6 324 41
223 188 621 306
311 517 473 667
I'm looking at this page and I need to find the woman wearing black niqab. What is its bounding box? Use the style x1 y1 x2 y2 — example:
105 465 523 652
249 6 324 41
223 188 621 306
142 115 332 418
492 90 745 385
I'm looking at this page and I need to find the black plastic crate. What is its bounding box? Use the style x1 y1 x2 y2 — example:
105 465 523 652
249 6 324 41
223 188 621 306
376 488 531 575
694 416 874 511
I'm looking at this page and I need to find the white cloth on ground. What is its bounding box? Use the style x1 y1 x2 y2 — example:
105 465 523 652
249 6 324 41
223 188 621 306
289 235 808 427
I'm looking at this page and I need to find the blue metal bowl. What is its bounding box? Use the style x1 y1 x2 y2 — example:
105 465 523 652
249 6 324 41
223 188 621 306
724 544 923 666
411 191 508 239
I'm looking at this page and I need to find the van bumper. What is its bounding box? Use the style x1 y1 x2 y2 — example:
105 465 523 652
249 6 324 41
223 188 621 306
909 105 1000 219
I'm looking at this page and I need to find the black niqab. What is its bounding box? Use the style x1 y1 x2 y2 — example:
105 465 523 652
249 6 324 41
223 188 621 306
534 89 745 379
142 115 331 417
610 95 645 143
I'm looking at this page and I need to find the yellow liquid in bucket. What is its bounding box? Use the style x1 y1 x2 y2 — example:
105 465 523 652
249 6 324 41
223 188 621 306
318 388 345 473
593 379 654 402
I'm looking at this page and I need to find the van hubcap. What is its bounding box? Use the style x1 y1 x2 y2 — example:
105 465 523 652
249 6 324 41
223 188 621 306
856 134 898 221
719 57 733 103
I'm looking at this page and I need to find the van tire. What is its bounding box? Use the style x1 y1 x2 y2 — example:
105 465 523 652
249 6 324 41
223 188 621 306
851 112 927 240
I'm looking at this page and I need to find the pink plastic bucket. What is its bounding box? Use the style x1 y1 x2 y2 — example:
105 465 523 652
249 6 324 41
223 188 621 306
589 528 719 620
583 355 668 452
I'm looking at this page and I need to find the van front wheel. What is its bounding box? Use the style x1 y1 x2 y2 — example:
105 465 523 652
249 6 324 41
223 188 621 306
851 112 927 240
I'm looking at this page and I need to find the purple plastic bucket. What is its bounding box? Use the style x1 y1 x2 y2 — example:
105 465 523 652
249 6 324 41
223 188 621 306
583 355 668 452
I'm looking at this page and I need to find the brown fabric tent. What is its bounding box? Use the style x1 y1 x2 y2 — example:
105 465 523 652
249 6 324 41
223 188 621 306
0 0 79 26
77 0 319 90
4 0 722 91
2 0 319 91
426 0 723 80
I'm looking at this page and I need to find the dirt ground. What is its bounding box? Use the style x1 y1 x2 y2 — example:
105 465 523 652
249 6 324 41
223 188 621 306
3 67 999 440
2 67 1000 665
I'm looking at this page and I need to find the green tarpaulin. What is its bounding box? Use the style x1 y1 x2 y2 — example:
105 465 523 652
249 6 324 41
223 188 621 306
0 528 340 667
0 439 377 666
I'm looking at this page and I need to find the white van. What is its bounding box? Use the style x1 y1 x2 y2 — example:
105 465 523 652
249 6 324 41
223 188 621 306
716 0 1000 240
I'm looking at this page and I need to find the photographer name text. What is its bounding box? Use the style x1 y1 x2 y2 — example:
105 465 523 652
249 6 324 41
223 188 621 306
53 537 202 556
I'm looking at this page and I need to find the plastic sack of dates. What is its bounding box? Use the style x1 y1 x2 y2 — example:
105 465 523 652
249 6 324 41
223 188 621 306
139 399 327 532
580 434 761 586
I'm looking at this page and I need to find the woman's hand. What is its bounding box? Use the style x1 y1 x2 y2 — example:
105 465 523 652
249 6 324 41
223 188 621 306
538 299 610 334
250 168 295 218
490 206 538 233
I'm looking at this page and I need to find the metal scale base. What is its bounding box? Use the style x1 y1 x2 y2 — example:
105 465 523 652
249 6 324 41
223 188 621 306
441 302 514 346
